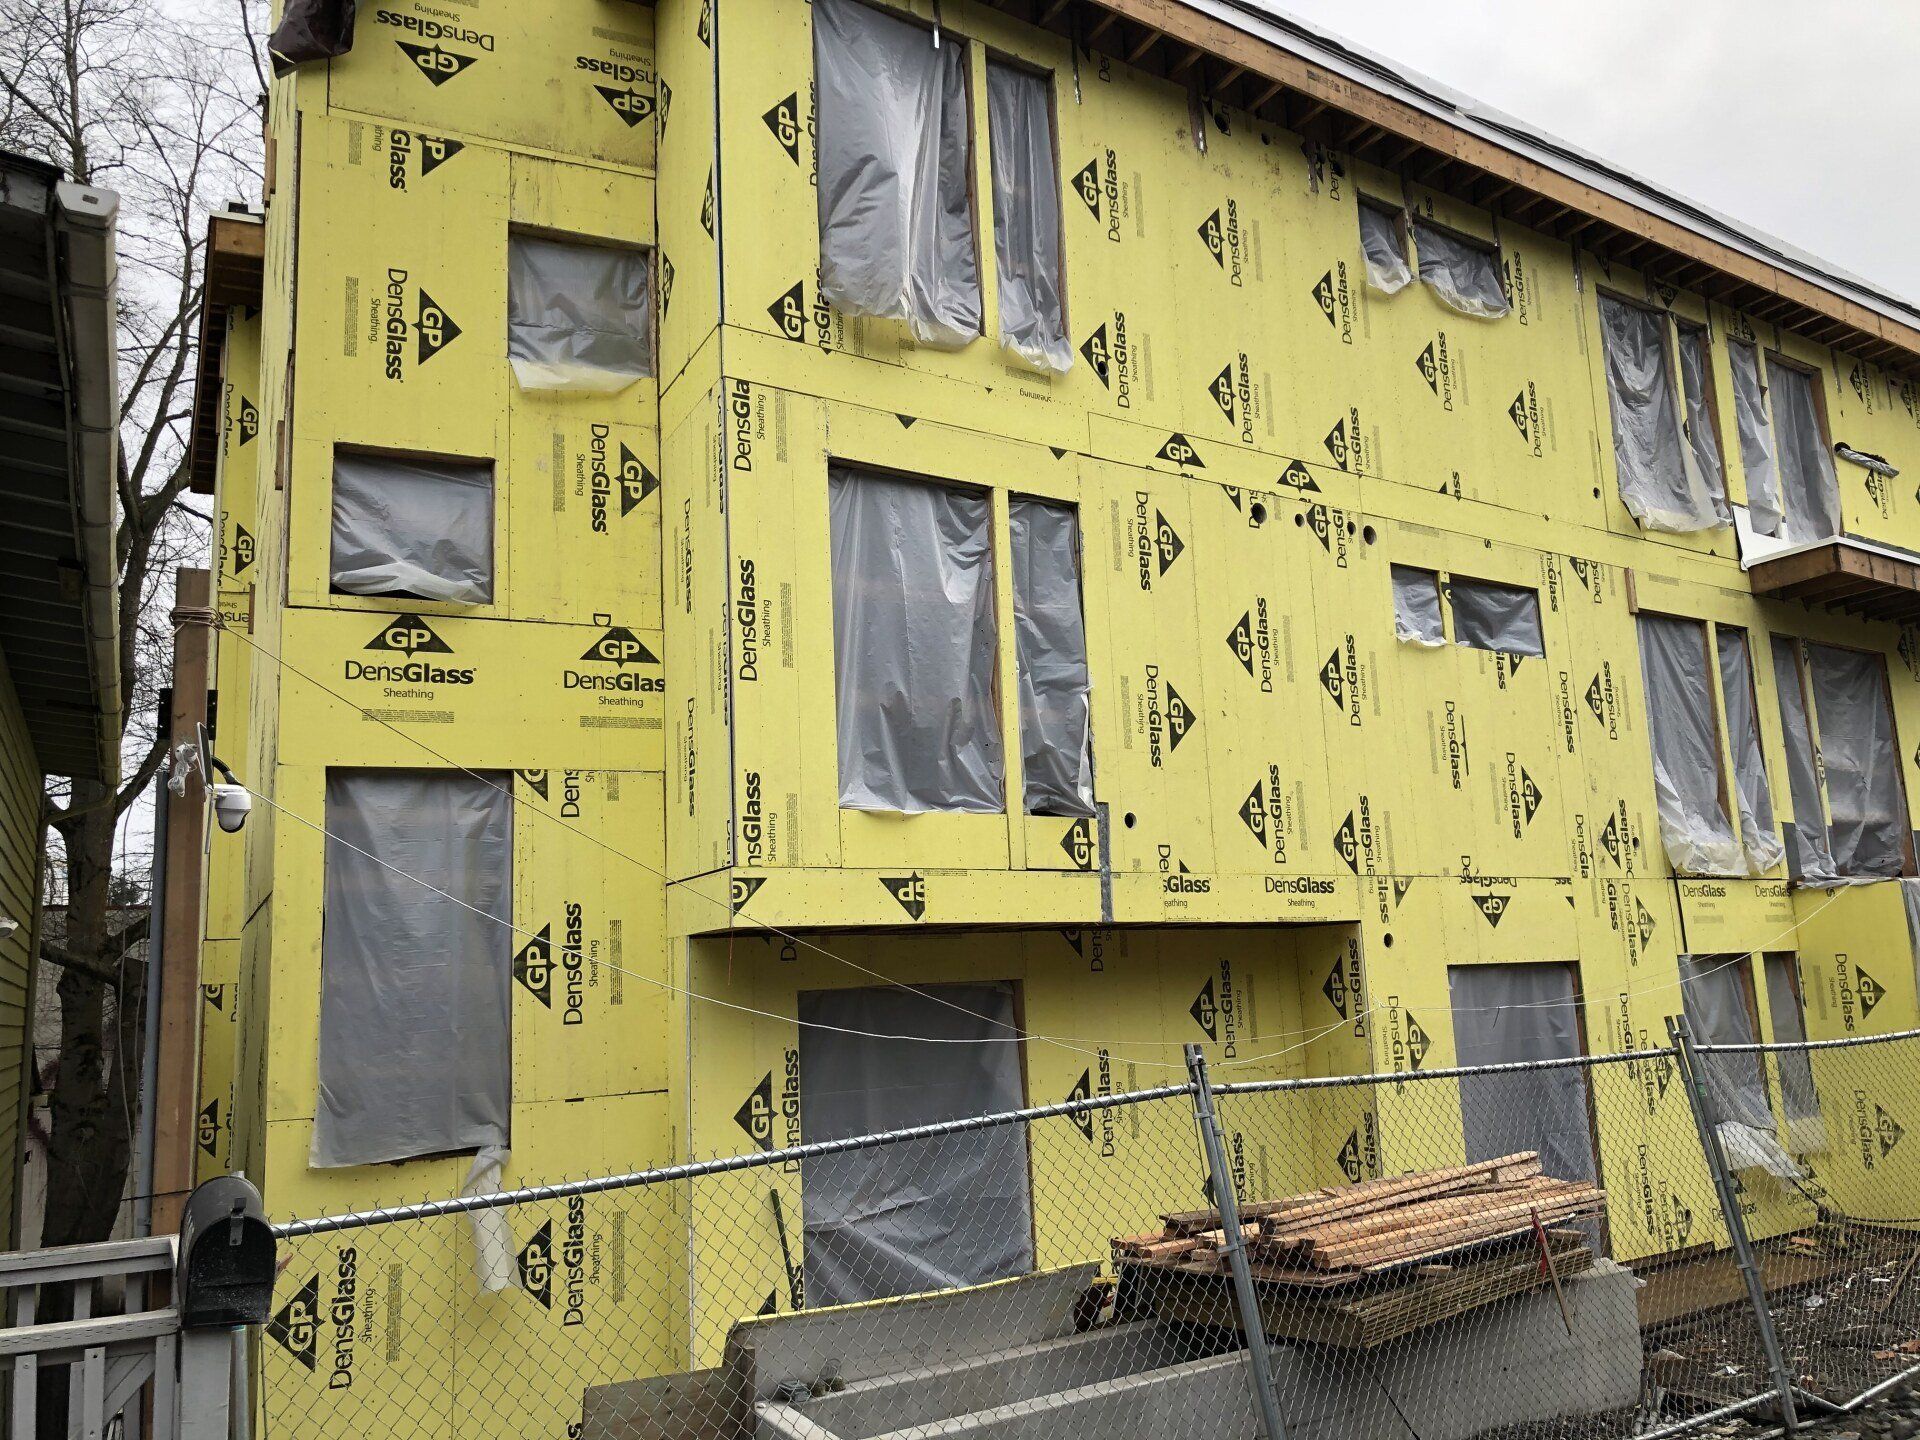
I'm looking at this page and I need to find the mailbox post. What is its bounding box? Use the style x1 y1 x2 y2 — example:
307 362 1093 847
176 1176 276 1439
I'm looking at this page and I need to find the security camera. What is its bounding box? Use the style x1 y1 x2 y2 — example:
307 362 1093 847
211 783 252 833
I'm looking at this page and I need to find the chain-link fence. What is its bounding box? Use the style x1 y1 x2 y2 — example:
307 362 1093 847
254 1029 1920 1440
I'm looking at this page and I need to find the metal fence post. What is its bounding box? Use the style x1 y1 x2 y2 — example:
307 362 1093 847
1666 1014 1799 1434
1185 1044 1288 1440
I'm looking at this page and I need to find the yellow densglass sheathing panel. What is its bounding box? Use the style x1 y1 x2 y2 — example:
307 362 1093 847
505 151 662 628
663 381 729 881
322 2 659 174
678 925 1329 1360
653 0 719 389
252 767 659 1131
270 607 664 770
193 940 242 1184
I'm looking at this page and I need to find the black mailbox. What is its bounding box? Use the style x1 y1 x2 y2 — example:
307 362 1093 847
177 1175 276 1328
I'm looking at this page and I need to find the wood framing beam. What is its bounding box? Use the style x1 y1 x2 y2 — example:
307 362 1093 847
1055 0 1920 365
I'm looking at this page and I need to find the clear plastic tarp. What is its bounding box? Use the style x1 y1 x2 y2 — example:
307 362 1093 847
1010 497 1093 816
1679 956 1799 1178
1727 340 1783 537
506 235 653 392
1637 614 1743 876
986 63 1070 373
1770 363 1841 543
1762 954 1823 1152
1716 627 1784 874
1448 963 1597 1186
1411 218 1509 319
1358 199 1412 294
814 0 981 348
312 771 513 1168
1770 637 1840 885
1597 295 1727 533
829 467 1004 813
1807 643 1908 878
1450 577 1544 657
1675 322 1730 515
1390 564 1444 646
330 452 494 604
796 983 1034 1306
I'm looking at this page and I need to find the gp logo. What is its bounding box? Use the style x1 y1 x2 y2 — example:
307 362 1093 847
367 614 452 656
580 626 658 666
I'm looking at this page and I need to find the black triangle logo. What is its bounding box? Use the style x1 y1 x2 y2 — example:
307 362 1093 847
882 874 927 920
1321 959 1348 1018
580 625 659 666
268 1276 320 1369
1073 160 1102 218
1416 341 1438 394
1068 1070 1093 1141
366 613 452 655
518 1221 554 1307
1470 892 1509 927
513 925 554 1007
1406 1015 1431 1069
232 522 255 575
896 414 917 428
763 94 801 162
1209 364 1236 421
768 282 807 342
1858 966 1886 1017
202 983 225 1011
418 136 464 175
594 85 656 127
197 1098 220 1156
618 445 659 514
1239 781 1268 845
1156 434 1203 468
1227 614 1255 677
1521 769 1543 823
735 1073 774 1148
1334 812 1359 874
1080 325 1111 385
415 289 461 364
1164 685 1194 749
1198 209 1224 265
1338 1130 1362 1182
1313 273 1335 325
396 40 478 86
1060 818 1094 871
731 875 766 912
1189 977 1219 1040
236 397 259 444
519 769 550 801
1154 512 1185 573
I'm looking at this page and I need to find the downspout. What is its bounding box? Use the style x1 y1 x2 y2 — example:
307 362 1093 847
133 760 169 1239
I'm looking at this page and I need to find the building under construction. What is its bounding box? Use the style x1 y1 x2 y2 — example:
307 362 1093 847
181 0 1920 1435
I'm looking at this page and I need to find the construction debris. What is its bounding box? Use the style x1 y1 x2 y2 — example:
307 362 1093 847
1116 1153 1606 1288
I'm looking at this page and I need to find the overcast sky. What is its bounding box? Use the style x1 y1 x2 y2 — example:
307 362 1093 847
1267 0 1920 306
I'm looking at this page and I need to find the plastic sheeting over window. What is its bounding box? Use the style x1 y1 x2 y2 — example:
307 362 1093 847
1597 295 1727 533
1451 578 1544 657
1411 219 1509 319
1358 200 1411 294
1727 341 1783 537
1679 957 1798 1178
1674 323 1729 513
830 467 1004 813
330 452 494 604
1637 615 1742 877
797 983 1034 1306
814 0 981 348
1448 964 1597 1186
1391 565 1444 646
1770 363 1841 543
1010 498 1093 816
1807 643 1909 879
986 63 1070 373
312 771 513 1168
1762 955 1823 1153
506 236 652 393
1770 637 1838 885
1716 628 1784 875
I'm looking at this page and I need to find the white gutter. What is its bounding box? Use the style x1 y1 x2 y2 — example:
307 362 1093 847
51 180 122 790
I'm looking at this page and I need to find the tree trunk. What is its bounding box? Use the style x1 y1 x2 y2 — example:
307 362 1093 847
41 782 137 1248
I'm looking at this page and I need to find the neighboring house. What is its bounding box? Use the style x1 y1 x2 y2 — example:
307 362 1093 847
205 4 1920 1435
0 150 124 1250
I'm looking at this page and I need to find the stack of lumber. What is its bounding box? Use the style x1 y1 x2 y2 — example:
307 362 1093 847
1114 1153 1604 1286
